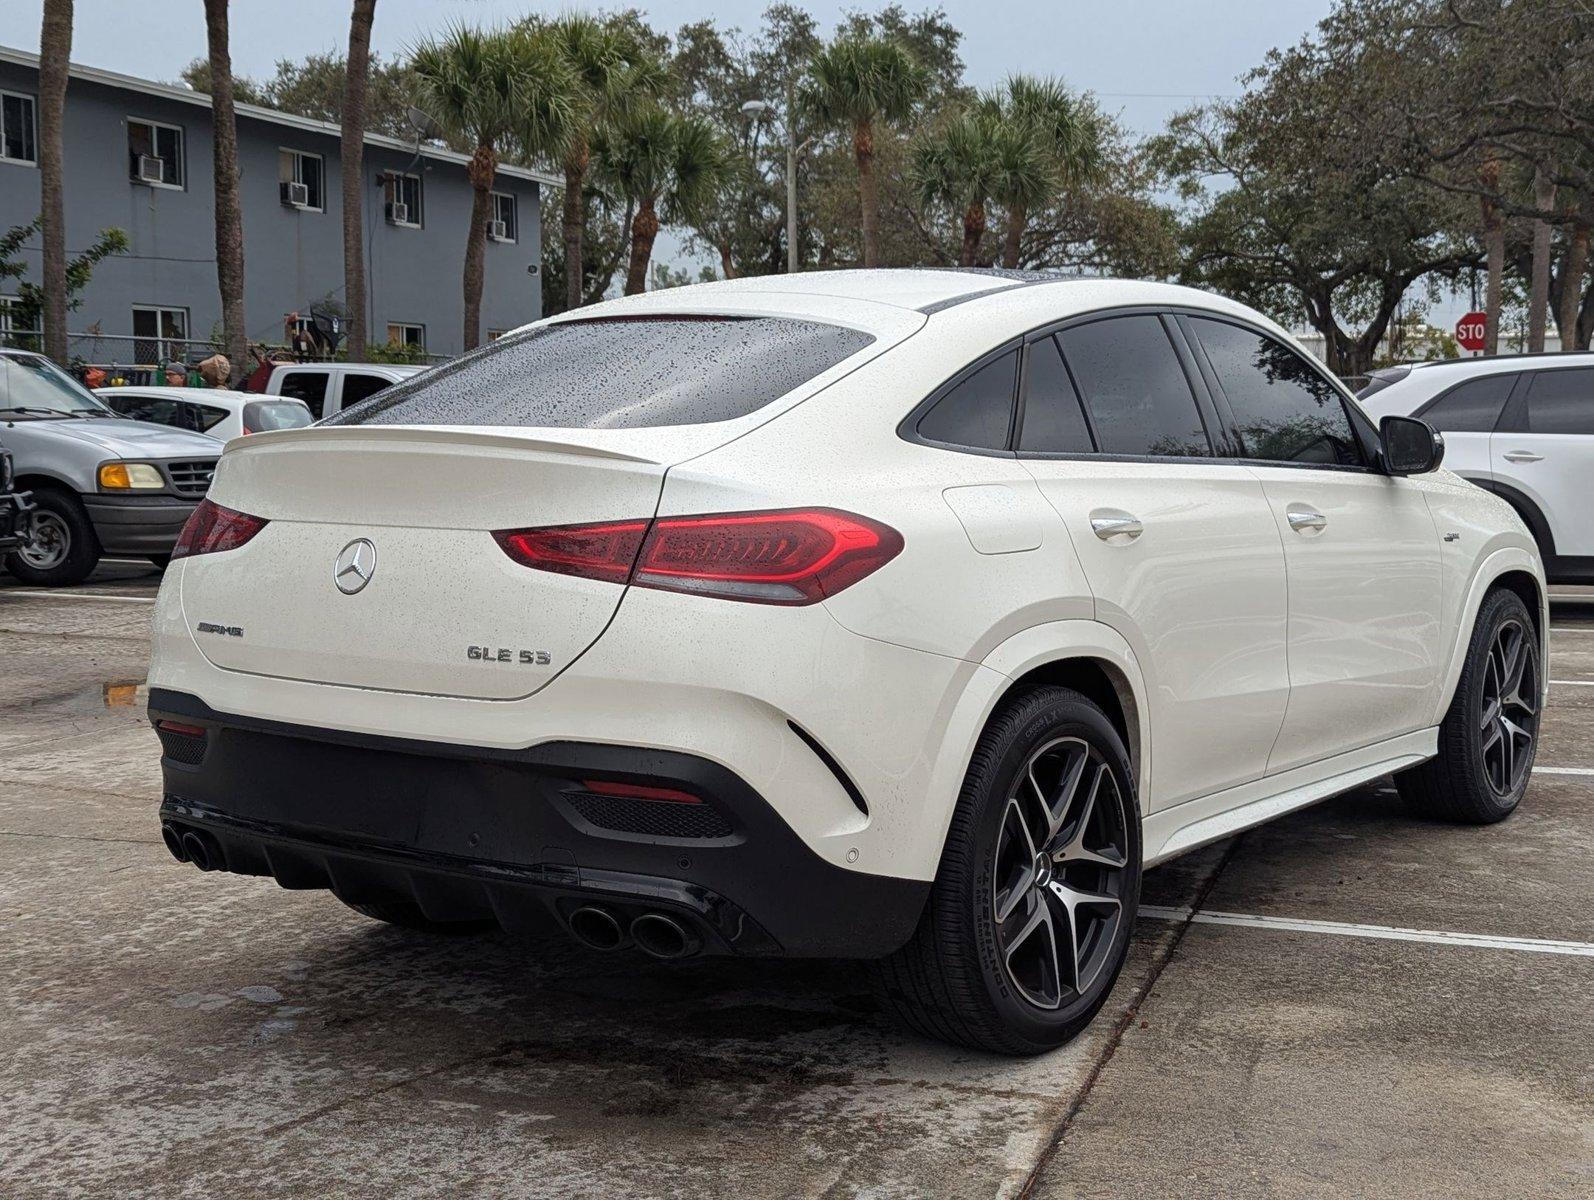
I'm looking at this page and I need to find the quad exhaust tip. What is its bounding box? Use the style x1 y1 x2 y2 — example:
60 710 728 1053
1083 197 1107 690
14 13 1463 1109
160 822 187 863
178 829 221 872
567 905 626 951
630 912 700 960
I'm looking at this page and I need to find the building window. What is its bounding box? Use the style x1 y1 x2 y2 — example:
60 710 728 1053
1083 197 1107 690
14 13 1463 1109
1 92 36 165
278 148 324 210
387 322 425 350
128 118 184 188
487 329 509 341
488 191 516 242
0 295 25 346
384 172 422 227
131 305 190 364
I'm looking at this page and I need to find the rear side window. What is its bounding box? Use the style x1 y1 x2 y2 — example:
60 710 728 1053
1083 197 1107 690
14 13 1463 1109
188 402 228 432
1019 336 1093 454
916 350 1018 450
1418 374 1515 433
1190 317 1361 466
1056 316 1210 457
243 400 312 432
340 373 392 407
1520 368 1594 435
332 317 875 429
277 371 329 419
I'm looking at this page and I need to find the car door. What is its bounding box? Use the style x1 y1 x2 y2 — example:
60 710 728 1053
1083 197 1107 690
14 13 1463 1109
1019 313 1290 810
1492 366 1594 564
1179 314 1443 772
274 370 330 420
1409 371 1518 485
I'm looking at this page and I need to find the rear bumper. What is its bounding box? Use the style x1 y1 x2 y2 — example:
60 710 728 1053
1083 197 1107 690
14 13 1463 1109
84 494 197 556
151 688 929 957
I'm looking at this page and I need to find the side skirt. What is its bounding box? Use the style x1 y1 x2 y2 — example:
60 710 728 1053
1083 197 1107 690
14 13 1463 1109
1142 727 1438 866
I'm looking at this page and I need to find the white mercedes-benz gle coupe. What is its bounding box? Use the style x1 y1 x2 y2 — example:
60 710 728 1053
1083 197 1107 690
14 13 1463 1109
149 271 1546 1054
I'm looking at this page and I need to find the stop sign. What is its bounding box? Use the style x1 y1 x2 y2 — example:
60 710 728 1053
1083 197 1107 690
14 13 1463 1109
1455 311 1488 352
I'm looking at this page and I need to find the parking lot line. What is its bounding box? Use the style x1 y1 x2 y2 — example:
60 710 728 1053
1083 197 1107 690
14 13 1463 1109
1138 906 1594 957
1532 765 1594 776
0 590 156 604
1551 679 1594 687
1551 626 1594 634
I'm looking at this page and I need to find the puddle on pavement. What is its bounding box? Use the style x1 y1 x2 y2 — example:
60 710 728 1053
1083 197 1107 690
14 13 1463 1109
39 679 149 711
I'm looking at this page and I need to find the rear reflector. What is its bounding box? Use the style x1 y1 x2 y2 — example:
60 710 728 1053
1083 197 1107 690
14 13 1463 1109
172 499 268 560
155 720 206 737
581 778 702 805
495 508 902 605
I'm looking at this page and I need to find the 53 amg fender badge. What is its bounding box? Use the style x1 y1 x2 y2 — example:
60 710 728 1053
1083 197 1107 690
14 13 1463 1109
467 646 552 665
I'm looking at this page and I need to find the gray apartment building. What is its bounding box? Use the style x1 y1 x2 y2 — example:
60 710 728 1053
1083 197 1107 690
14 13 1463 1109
0 46 551 363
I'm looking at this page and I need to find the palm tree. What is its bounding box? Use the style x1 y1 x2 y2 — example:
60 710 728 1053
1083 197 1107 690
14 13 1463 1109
596 108 730 294
991 76 1107 269
540 15 665 312
204 0 246 383
805 34 927 268
412 25 575 350
37 0 71 365
341 0 377 361
912 105 1029 267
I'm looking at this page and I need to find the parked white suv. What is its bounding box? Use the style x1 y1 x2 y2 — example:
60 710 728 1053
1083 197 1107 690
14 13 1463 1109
148 272 1546 1054
97 386 313 442
1360 353 1594 584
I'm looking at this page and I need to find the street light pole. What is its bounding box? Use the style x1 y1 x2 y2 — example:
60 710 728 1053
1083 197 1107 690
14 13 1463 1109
785 80 798 274
742 94 801 274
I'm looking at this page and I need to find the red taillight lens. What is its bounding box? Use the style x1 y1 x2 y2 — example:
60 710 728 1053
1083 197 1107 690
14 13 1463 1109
493 520 649 583
581 778 701 805
494 508 902 605
171 499 268 560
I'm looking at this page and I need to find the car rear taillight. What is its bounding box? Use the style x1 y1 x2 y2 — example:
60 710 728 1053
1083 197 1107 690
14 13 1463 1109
494 508 902 605
171 499 268 560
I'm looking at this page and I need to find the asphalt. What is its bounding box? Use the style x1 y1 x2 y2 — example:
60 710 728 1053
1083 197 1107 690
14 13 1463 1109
1 561 1590 1198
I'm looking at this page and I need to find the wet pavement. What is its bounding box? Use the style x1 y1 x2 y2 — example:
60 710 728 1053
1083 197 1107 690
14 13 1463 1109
2 564 1590 1198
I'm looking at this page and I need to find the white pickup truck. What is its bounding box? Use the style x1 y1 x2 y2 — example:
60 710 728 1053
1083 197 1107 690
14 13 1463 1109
248 362 426 421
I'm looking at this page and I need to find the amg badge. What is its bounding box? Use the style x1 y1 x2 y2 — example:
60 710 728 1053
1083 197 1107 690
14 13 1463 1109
196 622 244 637
467 646 552 665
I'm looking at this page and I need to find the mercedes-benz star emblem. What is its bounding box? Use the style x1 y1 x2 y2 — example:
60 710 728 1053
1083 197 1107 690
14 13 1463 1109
333 538 377 595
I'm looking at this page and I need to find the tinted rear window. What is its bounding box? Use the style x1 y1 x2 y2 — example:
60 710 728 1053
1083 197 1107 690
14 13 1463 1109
1056 316 1211 457
916 350 1018 450
1418 373 1515 432
330 317 874 429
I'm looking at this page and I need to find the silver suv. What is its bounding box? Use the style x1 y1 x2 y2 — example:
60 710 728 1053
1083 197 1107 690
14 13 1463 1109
1 349 221 586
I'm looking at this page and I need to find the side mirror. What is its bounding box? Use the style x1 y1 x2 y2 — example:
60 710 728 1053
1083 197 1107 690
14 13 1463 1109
1379 415 1444 476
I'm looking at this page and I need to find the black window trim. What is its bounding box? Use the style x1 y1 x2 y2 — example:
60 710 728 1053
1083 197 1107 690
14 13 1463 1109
1172 311 1373 474
1408 370 1521 433
1494 366 1592 436
1014 333 1100 456
896 302 1388 470
896 338 1024 458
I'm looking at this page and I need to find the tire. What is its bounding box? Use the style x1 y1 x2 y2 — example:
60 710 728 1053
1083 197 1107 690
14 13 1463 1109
876 686 1142 1055
2 488 100 587
1396 587 1540 823
339 898 496 935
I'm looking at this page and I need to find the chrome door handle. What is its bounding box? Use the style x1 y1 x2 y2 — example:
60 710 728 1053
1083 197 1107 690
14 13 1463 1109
1502 450 1544 463
1090 511 1144 543
1286 507 1328 533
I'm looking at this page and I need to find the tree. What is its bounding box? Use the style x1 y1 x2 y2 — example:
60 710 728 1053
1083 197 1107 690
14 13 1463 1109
910 105 1011 266
204 0 246 383
1 218 128 352
411 25 575 350
538 14 665 312
181 51 417 137
340 0 377 362
991 76 1107 269
804 32 927 267
595 107 731 294
37 0 71 365
1156 30 1477 377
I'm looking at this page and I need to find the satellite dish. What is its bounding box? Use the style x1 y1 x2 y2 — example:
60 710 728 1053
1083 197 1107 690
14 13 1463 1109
406 106 439 139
